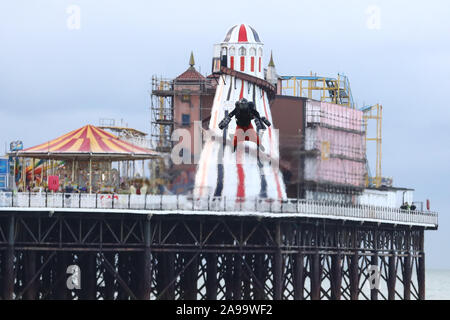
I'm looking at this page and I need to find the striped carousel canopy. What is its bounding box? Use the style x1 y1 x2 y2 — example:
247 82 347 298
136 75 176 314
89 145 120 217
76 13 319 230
15 125 159 160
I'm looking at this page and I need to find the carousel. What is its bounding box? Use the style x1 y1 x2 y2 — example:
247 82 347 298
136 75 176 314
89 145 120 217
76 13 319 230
10 124 159 194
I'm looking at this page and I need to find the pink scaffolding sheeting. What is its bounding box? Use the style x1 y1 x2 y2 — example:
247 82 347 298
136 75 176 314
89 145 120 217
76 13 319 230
306 100 363 131
304 100 366 188
304 158 366 187
305 126 366 160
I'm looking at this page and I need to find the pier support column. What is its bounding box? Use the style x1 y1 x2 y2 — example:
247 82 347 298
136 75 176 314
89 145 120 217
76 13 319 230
403 231 412 300
118 253 129 300
24 251 38 300
233 253 243 300
293 252 304 300
370 252 379 300
242 255 252 300
388 250 397 300
273 222 282 300
253 254 266 300
206 253 217 300
310 251 321 300
331 253 342 300
55 252 68 300
349 251 359 300
371 231 379 300
165 252 176 300
142 219 152 300
3 216 15 300
104 253 115 300
403 252 412 300
418 230 426 300
81 253 97 300
224 254 233 300
184 253 198 300
350 228 359 300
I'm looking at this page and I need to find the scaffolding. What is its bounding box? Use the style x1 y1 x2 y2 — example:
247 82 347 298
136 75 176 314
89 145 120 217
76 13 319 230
151 76 174 153
150 76 175 189
280 73 355 109
98 118 148 139
361 104 387 188
150 74 217 192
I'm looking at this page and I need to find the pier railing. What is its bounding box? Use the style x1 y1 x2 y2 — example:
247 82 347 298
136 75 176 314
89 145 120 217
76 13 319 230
0 192 438 227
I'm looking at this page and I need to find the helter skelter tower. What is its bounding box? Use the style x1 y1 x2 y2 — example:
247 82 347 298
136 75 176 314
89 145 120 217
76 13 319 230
194 24 286 200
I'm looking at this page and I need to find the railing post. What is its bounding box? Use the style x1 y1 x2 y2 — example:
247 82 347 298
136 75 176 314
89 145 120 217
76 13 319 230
29 190 31 207
223 196 226 211
95 193 98 209
79 193 81 208
160 194 163 210
129 194 131 209
45 191 47 207
11 191 14 207
112 194 114 209
207 195 210 211
62 192 65 208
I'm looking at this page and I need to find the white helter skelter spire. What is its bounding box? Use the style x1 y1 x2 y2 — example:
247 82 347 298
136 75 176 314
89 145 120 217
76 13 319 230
194 24 286 203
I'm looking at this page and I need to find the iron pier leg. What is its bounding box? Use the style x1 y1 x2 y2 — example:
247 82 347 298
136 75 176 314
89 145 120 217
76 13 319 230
164 252 175 300
403 231 412 300
104 253 116 300
185 253 198 300
3 215 15 300
331 252 342 300
370 251 379 300
350 251 359 300
118 253 129 300
253 254 265 300
55 252 68 300
224 254 233 300
142 219 152 300
310 250 321 300
274 222 282 300
206 253 217 300
388 250 397 300
81 253 97 300
371 231 379 300
242 254 252 300
418 230 426 300
293 252 304 300
350 228 359 300
403 252 412 300
24 251 37 300
233 253 243 300
42 252 52 299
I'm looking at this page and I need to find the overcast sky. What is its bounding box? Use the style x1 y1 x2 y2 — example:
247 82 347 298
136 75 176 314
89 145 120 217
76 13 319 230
1 0 449 268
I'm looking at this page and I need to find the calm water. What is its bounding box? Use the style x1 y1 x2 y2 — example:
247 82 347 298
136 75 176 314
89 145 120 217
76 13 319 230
427 269 450 300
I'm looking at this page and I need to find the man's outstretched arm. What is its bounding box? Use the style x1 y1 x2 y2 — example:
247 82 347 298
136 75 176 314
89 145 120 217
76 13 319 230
218 107 236 130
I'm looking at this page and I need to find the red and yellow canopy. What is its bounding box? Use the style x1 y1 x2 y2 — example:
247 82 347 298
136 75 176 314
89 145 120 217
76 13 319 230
16 125 159 160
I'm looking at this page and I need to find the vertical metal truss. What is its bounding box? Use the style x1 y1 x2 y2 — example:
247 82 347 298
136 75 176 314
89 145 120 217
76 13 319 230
0 211 427 300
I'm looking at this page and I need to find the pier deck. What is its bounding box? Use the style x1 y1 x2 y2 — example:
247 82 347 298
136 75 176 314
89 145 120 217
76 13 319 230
0 192 438 300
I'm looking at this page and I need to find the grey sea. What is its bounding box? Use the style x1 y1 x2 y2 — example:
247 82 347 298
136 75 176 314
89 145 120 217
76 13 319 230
427 269 450 300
